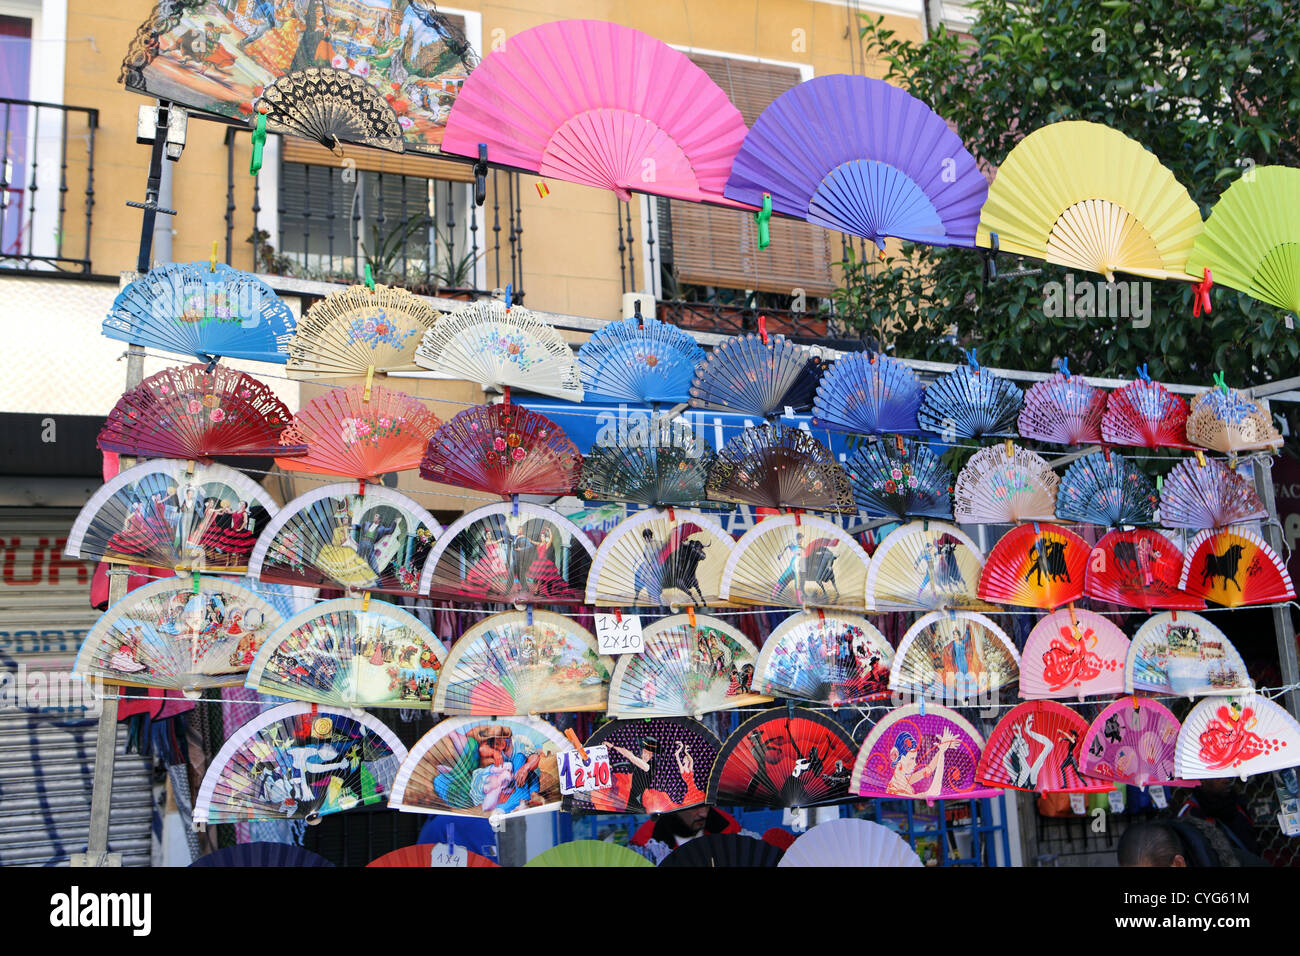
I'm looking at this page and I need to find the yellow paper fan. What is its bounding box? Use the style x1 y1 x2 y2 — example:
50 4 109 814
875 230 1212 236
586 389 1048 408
719 514 870 610
976 121 1202 281
286 284 442 379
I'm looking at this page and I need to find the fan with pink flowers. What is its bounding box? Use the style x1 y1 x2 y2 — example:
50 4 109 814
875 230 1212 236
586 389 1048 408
419 402 580 498
1017 361 1106 445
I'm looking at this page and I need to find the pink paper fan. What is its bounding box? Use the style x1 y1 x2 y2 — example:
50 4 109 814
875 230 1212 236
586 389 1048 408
1081 698 1198 788
1019 608 1128 700
1018 371 1106 445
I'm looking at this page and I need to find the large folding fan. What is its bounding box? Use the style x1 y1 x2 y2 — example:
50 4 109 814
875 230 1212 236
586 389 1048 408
952 444 1059 523
420 502 594 605
1019 608 1127 700
778 818 923 868
577 315 707 404
659 834 784 868
1101 375 1191 448
707 708 858 809
720 514 870 610
1017 371 1107 445
74 576 284 694
585 508 732 608
524 841 652 868
1185 388 1284 453
864 521 993 612
1126 611 1252 697
978 701 1112 794
889 611 1020 703
287 284 442 379
978 522 1088 609
753 611 894 705
1159 458 1267 529
441 19 750 206
851 704 994 800
1081 698 1197 788
191 844 335 868
1084 529 1205 611
245 598 446 708
1176 693 1300 780
1185 165 1300 313
579 440 714 508
810 353 923 436
564 717 720 815
431 610 611 715
419 402 580 497
367 845 499 868
1055 451 1157 527
65 458 277 572
975 121 1203 281
606 614 769 718
688 333 818 417
1179 526 1295 607
846 438 953 520
724 74 987 248
917 363 1023 439
248 484 441 594
99 364 304 461
410 299 583 402
194 703 407 824
706 424 854 513
389 716 568 818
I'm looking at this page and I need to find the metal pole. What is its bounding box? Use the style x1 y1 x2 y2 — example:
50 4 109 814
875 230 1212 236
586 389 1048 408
1254 457 1300 719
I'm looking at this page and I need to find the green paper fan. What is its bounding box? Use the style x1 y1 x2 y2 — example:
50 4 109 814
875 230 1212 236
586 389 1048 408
524 841 653 867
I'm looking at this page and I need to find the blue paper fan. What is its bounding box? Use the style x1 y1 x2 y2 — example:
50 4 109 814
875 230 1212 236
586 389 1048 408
103 262 295 364
917 364 1023 439
811 352 922 435
578 315 707 404
689 333 818 417
812 160 945 245
845 438 953 519
1055 452 1157 527
579 440 715 507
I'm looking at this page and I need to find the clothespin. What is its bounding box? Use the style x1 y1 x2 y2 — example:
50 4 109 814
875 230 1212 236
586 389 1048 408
249 109 268 176
363 365 374 402
186 459 196 476
1192 268 1213 317
895 434 906 454
614 608 622 624
209 241 219 273
363 263 375 292
981 233 999 286
1195 449 1206 468
1059 356 1071 381
191 571 200 594
1156 474 1163 493
526 605 533 627
687 606 696 629
473 144 488 206
794 512 801 527
504 283 513 309
966 348 980 375
667 506 675 522
535 181 550 199
1213 370 1229 396
362 591 370 612
758 314 768 345
755 193 772 250
816 608 825 629
634 299 644 330
1004 439 1014 460
502 386 511 407
1102 445 1111 462
511 494 519 517
1067 602 1079 631
1136 364 1151 384
358 478 366 496
1171 609 1177 622
564 728 588 762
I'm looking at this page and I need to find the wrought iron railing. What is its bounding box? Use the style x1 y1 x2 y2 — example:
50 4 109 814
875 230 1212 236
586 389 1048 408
656 299 855 345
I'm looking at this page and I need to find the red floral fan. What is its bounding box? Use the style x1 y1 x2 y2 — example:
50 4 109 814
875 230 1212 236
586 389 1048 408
978 523 1088 609
1159 458 1268 529
1179 526 1295 607
1101 373 1191 448
1017 368 1106 445
275 384 442 480
1085 529 1205 611
419 402 580 498
706 424 855 512
706 708 858 809
977 700 1111 793
1019 608 1128 700
99 364 305 460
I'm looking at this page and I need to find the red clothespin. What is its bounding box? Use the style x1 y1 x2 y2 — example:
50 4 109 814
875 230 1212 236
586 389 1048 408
1192 268 1213 317
358 478 367 496
816 608 825 628
502 386 511 407
794 512 801 527
667 506 675 522
614 608 622 624
758 314 768 345
1102 445 1111 463
564 728 588 762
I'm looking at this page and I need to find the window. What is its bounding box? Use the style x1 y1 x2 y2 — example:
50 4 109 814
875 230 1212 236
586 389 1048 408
0 15 32 257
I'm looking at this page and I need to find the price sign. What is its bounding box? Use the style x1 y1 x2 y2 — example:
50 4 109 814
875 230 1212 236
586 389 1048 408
1278 810 1300 838
1107 788 1126 813
1148 785 1168 809
556 744 612 795
428 843 468 867
595 613 644 654
1068 793 1087 815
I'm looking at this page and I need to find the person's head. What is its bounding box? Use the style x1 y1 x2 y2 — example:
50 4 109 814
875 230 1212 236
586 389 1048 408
663 804 710 838
890 731 919 773
1118 821 1187 867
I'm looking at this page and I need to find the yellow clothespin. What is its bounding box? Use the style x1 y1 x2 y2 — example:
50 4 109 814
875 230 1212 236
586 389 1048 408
1195 449 1206 468
364 365 374 403
361 591 371 612
209 240 218 272
1004 439 1014 460
186 459 196 476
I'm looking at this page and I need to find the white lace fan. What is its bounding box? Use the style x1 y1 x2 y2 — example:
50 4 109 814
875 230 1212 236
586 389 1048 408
778 818 923 868
1175 693 1300 780
287 284 442 379
952 444 1059 523
409 299 583 401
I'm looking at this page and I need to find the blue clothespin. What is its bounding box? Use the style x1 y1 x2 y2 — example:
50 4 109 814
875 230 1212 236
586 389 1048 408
526 605 533 627
965 348 980 374
504 283 513 309
1059 356 1071 380
511 493 519 518
1136 363 1150 383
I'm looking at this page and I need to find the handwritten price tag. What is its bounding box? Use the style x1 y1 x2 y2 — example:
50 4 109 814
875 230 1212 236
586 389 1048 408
1148 786 1168 809
1107 788 1126 813
556 744 612 795
1068 793 1087 815
595 613 644 654
427 843 468 867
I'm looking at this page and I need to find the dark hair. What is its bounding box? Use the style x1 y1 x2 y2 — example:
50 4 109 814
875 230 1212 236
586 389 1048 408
1118 820 1186 867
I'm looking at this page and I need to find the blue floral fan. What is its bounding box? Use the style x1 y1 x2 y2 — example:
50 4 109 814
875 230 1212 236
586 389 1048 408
690 333 818 417
1055 452 1157 527
846 438 953 519
103 262 295 364
578 315 706 404
811 352 922 435
580 439 715 507
918 363 1023 439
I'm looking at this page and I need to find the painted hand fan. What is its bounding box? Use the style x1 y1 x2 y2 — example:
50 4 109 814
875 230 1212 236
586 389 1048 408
977 701 1111 794
411 299 583 402
420 402 579 497
389 716 568 818
1159 458 1267 529
577 315 707 404
851 704 992 800
1126 611 1252 697
74 576 283 695
65 459 277 572
1185 165 1300 313
431 610 611 715
1017 372 1107 446
287 284 442 379
811 352 923 435
889 611 1020 703
688 333 816 417
249 484 441 594
975 121 1203 281
258 67 404 151
442 19 749 206
952 444 1059 524
1179 526 1295 607
99 364 304 461
564 717 720 815
754 611 893 705
720 514 870 610
707 708 858 809
366 845 499 868
1081 698 1196 788
420 502 594 605
865 521 993 612
917 364 1023 439
1085 529 1205 611
275 384 442 479
191 843 334 867
1101 376 1191 448
724 74 987 248
1055 451 1157 527
1176 693 1300 780
579 440 713 508
706 424 854 513
103 261 294 363
194 702 407 824
846 438 953 519
245 598 446 708
658 834 784 868
978 523 1088 609
1019 608 1127 700
1185 388 1284 453
585 508 732 608
778 818 923 868
525 841 653 868
606 614 769 718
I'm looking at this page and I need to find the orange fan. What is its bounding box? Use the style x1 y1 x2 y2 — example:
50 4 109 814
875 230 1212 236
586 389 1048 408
1179 526 1295 607
978 522 1088 609
275 384 442 480
977 700 1111 794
